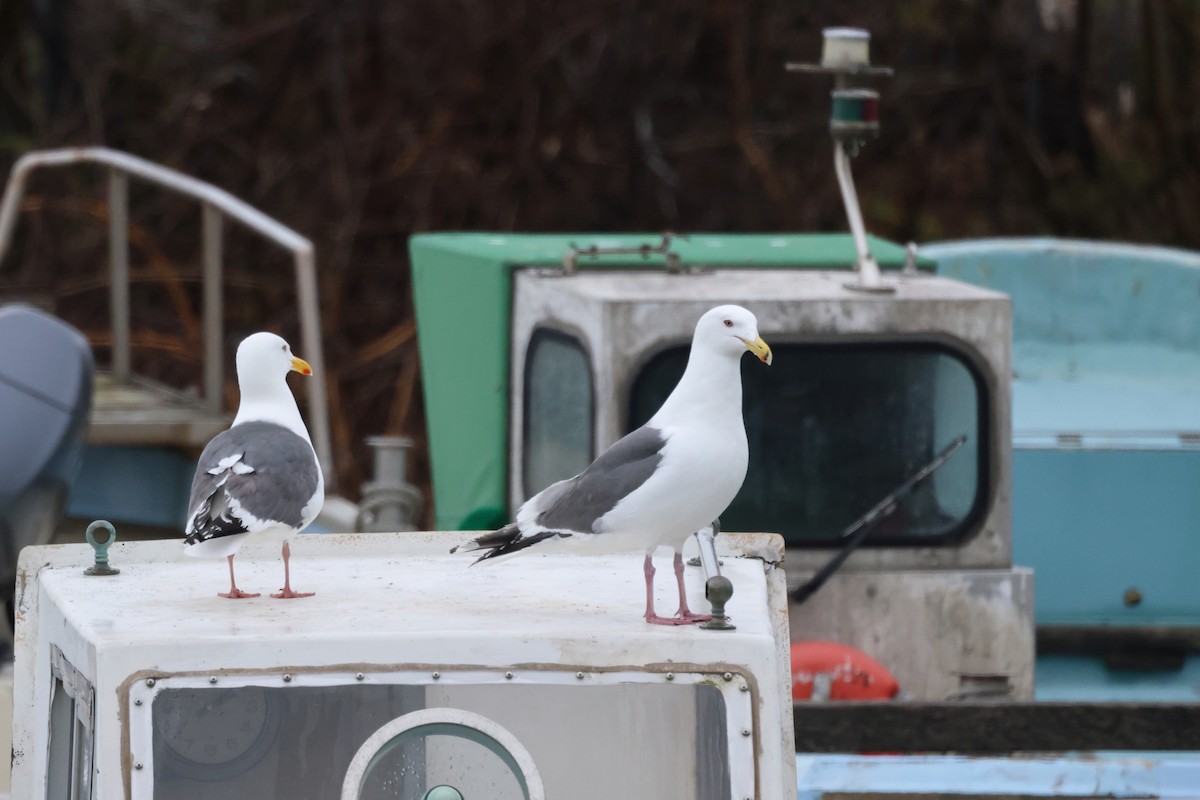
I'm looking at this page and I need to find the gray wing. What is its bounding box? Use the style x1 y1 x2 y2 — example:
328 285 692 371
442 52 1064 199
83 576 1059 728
534 425 666 533
185 421 320 544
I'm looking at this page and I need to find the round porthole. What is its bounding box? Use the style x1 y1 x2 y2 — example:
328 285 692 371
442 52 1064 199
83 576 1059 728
342 708 546 800
423 787 465 800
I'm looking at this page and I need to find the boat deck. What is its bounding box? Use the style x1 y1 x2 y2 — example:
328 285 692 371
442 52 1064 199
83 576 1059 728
89 371 228 449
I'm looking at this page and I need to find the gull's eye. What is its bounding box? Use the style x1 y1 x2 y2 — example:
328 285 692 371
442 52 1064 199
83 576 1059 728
723 319 733 328
282 344 288 352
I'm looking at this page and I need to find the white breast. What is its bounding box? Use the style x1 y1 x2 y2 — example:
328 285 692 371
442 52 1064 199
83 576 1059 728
599 421 748 549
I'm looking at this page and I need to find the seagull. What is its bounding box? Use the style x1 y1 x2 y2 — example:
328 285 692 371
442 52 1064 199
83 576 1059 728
453 305 771 625
183 332 324 599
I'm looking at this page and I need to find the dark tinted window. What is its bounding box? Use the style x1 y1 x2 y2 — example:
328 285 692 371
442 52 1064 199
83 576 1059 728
629 343 987 546
523 328 594 499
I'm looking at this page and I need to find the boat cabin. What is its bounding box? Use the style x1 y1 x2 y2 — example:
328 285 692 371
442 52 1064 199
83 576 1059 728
411 232 1034 701
12 530 796 799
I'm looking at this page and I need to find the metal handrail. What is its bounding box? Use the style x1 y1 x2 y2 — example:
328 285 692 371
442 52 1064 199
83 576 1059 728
0 147 333 486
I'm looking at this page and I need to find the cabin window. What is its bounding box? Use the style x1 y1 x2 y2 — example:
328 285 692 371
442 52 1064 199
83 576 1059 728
629 341 988 546
522 328 594 500
47 646 94 800
142 676 741 799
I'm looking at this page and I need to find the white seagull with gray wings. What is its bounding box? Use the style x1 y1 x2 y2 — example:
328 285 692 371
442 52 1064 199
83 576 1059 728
453 304 771 625
184 332 324 599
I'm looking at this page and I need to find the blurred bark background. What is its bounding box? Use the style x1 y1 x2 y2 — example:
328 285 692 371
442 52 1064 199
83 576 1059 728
0 0 1197 514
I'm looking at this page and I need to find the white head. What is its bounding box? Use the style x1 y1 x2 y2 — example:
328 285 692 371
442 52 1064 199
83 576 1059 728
693 305 773 365
235 332 312 397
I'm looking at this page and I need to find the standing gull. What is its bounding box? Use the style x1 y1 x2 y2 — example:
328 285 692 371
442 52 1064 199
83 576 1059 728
453 305 771 624
184 332 324 598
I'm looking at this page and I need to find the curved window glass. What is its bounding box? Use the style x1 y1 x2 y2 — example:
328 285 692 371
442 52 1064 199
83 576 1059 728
629 342 988 546
522 328 594 500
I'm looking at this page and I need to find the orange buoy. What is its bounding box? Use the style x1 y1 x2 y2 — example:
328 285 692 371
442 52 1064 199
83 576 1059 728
791 640 899 700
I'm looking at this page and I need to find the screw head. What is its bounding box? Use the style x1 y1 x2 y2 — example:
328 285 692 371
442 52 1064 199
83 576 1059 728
1124 587 1143 607
208 676 217 684
505 671 514 680
283 674 293 683
576 672 584 680
432 671 441 680
356 672 365 681
134 762 143 770
739 684 750 692
134 699 143 706
741 728 751 737
666 672 674 681
145 678 155 687
723 672 733 681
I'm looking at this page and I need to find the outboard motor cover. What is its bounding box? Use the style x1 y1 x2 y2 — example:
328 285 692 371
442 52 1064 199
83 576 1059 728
0 304 94 622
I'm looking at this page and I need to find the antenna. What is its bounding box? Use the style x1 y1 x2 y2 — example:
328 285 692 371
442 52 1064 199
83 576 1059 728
788 28 895 293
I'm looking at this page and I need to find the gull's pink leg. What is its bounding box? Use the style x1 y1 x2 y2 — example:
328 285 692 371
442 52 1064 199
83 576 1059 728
218 555 260 599
673 550 711 624
644 551 687 625
271 541 314 599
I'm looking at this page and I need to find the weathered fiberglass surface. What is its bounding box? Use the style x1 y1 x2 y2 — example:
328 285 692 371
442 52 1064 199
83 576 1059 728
926 238 1200 627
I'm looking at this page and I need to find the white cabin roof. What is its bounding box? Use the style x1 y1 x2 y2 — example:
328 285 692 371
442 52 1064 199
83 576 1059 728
28 532 779 661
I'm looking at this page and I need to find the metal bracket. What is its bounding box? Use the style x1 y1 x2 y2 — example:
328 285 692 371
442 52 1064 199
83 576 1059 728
833 140 893 293
560 232 691 276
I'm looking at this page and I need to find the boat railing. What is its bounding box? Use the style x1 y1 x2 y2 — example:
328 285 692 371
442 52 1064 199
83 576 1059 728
0 147 333 485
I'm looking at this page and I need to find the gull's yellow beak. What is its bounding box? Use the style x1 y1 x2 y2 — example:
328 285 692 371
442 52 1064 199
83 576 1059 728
290 356 313 376
742 336 773 366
